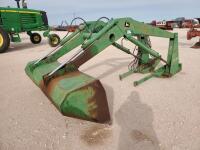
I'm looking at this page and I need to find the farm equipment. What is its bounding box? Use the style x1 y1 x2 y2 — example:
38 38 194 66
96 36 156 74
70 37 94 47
53 20 79 32
150 20 173 30
187 28 200 48
0 0 60 53
25 17 182 123
182 19 200 28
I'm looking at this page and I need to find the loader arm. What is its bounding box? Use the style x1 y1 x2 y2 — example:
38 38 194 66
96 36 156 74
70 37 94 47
50 18 181 77
25 17 182 123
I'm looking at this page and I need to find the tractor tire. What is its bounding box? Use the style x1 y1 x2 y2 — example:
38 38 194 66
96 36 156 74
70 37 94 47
48 34 60 47
30 33 42 44
0 28 10 53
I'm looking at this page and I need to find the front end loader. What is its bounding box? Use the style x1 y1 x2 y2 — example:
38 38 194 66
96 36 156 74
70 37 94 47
25 17 182 123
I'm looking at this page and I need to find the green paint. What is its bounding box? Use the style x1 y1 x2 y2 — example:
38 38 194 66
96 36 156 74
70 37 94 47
0 6 58 48
61 87 95 119
49 73 96 109
0 7 48 34
25 17 182 123
26 61 60 86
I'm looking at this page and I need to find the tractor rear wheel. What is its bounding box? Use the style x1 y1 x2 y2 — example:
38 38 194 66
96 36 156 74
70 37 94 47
30 33 42 44
48 34 60 47
0 28 10 53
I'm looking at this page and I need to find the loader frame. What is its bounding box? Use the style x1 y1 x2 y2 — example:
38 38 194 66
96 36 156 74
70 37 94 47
25 17 182 123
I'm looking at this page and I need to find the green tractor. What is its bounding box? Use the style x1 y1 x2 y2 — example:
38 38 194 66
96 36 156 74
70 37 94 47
0 0 60 53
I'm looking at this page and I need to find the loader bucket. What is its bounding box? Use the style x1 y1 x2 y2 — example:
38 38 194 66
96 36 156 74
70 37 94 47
191 41 200 49
25 61 110 123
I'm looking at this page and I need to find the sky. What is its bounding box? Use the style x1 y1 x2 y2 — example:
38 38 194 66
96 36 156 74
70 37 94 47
0 0 199 25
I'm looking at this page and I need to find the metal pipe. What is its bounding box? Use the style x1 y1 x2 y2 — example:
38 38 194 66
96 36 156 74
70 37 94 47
125 35 168 65
48 48 84 76
34 45 62 65
112 42 131 54
112 42 141 60
119 69 136 80
60 29 80 45
125 34 160 58
15 0 20 8
34 28 83 65
134 73 154 86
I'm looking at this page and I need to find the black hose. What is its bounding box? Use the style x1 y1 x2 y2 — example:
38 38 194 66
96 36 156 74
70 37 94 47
87 17 110 39
61 17 91 41
45 17 91 58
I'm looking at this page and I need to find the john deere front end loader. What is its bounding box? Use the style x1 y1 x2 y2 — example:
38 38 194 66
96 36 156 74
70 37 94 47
0 0 60 53
25 17 182 123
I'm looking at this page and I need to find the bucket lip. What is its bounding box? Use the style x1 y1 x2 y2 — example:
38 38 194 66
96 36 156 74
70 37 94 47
59 78 108 123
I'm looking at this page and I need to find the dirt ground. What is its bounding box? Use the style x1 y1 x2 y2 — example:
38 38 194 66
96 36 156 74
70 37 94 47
0 29 200 150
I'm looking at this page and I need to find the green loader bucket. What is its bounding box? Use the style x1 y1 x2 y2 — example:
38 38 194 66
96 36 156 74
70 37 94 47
25 61 110 123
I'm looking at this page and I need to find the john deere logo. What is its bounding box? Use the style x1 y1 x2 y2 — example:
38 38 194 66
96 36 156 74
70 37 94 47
125 22 130 27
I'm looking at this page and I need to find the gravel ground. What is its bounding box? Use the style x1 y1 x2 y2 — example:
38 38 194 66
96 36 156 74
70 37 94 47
0 29 200 150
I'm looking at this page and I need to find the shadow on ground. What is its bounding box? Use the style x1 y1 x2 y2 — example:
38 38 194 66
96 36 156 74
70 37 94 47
7 41 48 53
81 57 131 79
116 91 160 150
179 42 193 47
